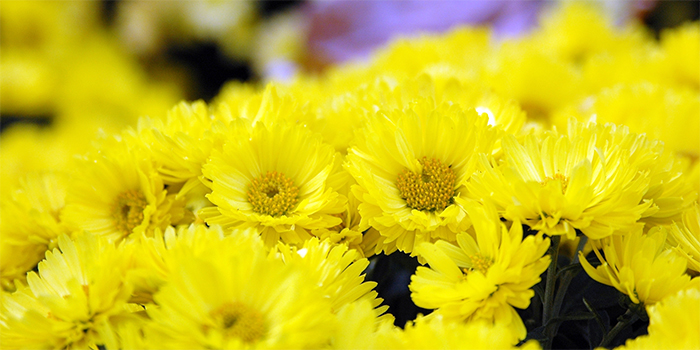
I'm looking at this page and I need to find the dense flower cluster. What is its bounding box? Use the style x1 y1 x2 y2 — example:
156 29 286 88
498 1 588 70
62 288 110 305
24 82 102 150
1 2 699 349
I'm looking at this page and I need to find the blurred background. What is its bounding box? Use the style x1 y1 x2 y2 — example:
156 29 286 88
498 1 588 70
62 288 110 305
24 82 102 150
1 0 698 131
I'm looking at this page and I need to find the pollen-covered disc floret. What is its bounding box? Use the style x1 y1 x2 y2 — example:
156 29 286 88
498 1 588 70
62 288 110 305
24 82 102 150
247 171 299 217
396 157 456 212
111 190 148 236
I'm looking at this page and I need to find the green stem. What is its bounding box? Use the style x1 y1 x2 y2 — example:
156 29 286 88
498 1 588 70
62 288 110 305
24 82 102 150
599 309 639 348
544 236 588 348
542 235 561 348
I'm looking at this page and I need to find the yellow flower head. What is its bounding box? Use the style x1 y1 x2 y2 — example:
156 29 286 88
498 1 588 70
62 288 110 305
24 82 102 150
469 120 652 240
143 227 336 349
615 283 700 350
0 233 137 349
61 138 185 242
409 201 550 340
347 99 500 255
201 120 346 248
0 172 68 290
669 203 700 273
580 226 693 305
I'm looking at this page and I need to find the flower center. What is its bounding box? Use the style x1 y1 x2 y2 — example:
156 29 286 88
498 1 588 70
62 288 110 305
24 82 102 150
247 171 299 217
462 253 493 275
210 302 266 343
541 173 569 193
111 190 147 236
396 157 456 212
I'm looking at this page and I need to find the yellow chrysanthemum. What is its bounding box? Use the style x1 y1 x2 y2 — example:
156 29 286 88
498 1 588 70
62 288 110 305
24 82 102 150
347 99 499 254
580 226 693 305
660 21 700 91
201 120 345 248
376 314 542 350
0 172 69 290
61 138 185 242
409 202 550 340
0 233 138 349
615 284 700 350
143 228 336 349
668 203 700 273
484 38 582 124
273 237 387 316
468 120 651 240
553 83 700 161
535 1 649 65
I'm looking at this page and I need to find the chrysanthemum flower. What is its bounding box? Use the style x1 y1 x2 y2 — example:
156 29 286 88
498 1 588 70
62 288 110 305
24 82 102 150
376 314 542 350
347 99 499 254
615 284 700 350
143 228 336 349
580 226 693 305
0 172 68 290
61 138 185 242
468 120 651 240
0 233 138 349
201 120 346 247
409 202 550 339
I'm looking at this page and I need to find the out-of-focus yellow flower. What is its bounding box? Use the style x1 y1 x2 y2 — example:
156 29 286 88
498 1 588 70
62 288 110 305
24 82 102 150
615 284 700 350
553 83 700 161
469 120 651 240
347 99 499 254
661 22 700 91
669 203 700 273
201 120 345 248
581 226 693 305
376 314 542 350
409 201 550 340
0 233 138 349
535 1 649 65
0 172 69 290
485 38 582 124
273 237 387 317
61 138 185 243
143 228 336 349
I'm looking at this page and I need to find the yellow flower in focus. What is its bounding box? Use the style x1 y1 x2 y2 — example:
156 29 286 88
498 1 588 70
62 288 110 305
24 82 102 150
143 229 336 349
0 172 68 290
376 314 542 350
347 100 499 254
409 202 550 340
468 121 651 240
669 203 700 273
201 121 345 247
580 226 693 305
615 284 700 350
0 233 137 349
61 138 185 242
